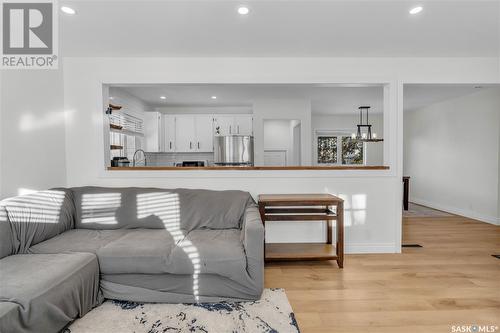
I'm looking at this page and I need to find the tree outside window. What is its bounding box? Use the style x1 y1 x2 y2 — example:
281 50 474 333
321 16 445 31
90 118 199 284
317 136 337 164
342 137 364 165
317 134 364 165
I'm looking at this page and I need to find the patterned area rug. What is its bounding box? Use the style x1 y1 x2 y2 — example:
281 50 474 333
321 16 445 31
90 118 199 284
64 288 299 333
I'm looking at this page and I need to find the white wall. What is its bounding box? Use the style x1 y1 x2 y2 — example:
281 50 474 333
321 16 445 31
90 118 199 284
60 57 499 253
312 114 384 165
404 87 500 225
0 70 66 199
253 99 312 166
109 86 150 119
264 119 293 160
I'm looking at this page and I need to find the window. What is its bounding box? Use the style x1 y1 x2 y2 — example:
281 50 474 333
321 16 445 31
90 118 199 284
109 112 144 160
317 133 364 165
342 137 364 165
317 136 337 164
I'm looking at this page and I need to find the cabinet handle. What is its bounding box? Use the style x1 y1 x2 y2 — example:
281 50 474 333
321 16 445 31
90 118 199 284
190 142 192 149
197 142 200 149
169 142 172 149
229 125 232 134
237 125 240 134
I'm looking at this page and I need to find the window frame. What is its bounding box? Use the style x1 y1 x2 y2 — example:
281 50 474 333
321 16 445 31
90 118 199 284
314 130 367 166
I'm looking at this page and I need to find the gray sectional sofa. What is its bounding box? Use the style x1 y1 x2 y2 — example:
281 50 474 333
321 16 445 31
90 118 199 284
0 187 264 333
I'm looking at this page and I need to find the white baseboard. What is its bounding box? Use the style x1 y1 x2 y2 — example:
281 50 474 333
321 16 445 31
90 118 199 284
266 242 399 254
411 197 500 226
345 243 398 254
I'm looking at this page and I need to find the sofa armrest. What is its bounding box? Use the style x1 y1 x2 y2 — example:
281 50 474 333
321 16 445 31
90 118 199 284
241 206 264 289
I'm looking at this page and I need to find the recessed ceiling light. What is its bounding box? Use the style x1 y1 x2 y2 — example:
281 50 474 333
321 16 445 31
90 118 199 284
61 6 76 15
109 96 114 100
160 96 166 100
409 6 423 15
211 96 217 99
237 6 249 15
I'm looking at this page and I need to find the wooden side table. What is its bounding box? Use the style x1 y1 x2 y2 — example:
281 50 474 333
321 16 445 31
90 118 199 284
258 194 344 268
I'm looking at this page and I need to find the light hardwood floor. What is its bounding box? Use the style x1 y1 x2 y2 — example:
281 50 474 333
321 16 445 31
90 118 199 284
264 215 500 333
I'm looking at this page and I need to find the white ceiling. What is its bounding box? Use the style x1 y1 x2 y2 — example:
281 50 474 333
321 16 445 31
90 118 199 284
115 84 385 115
403 84 499 111
61 1 500 57
116 83 500 114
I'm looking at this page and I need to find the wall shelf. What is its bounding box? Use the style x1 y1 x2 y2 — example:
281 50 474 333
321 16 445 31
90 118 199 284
110 124 123 130
109 127 144 137
110 145 123 150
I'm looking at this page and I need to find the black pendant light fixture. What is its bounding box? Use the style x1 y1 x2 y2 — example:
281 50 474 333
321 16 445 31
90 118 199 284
351 106 383 142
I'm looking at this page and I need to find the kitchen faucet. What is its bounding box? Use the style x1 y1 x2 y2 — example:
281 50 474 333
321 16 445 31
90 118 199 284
132 149 147 167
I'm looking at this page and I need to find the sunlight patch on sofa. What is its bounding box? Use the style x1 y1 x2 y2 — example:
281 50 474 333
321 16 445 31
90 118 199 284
2 190 66 223
136 192 201 302
81 193 121 224
17 187 38 196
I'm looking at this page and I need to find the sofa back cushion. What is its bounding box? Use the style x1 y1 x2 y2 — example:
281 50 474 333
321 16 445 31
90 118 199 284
1 189 75 253
0 204 14 259
71 186 254 231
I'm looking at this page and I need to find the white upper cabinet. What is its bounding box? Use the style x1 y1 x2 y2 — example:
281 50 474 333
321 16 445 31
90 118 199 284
163 115 176 152
173 115 214 152
214 115 253 135
213 116 234 135
146 114 249 153
194 115 214 152
234 115 253 135
175 115 196 152
144 112 163 152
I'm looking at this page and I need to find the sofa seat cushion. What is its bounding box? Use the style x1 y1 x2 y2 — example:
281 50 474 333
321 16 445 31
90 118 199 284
97 229 247 280
170 229 247 280
97 229 178 274
0 253 101 333
28 229 128 254
0 302 21 333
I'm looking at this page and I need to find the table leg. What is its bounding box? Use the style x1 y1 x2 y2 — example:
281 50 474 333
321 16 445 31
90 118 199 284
336 202 344 268
327 205 332 244
259 203 266 260
403 178 409 211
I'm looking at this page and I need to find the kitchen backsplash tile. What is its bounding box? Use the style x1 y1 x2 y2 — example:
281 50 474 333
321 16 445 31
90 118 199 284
145 152 214 166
